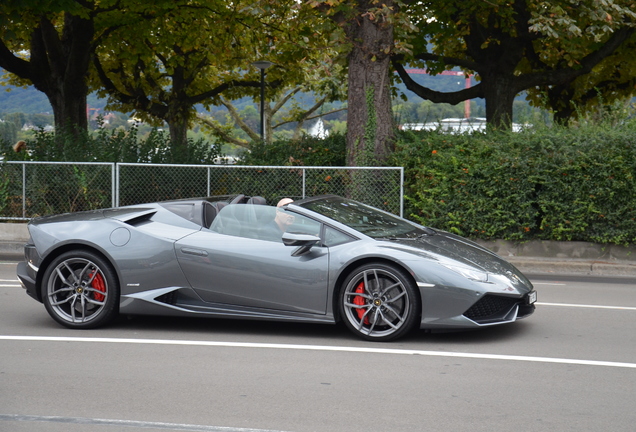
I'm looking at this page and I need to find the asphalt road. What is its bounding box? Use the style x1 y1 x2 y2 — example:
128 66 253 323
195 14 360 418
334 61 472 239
1 259 635 432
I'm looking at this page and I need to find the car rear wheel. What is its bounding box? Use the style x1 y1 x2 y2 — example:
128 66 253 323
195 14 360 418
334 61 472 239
42 250 119 329
340 263 420 341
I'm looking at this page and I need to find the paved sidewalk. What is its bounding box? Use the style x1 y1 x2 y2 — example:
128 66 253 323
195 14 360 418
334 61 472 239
2 223 636 277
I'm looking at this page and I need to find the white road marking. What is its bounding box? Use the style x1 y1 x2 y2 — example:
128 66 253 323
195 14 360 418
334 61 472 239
532 282 567 286
536 302 636 311
0 414 288 432
1 335 635 369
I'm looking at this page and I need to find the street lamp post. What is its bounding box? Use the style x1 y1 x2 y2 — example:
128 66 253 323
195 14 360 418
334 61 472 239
252 61 273 142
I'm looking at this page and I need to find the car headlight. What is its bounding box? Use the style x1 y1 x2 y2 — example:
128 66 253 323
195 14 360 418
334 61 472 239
441 263 489 283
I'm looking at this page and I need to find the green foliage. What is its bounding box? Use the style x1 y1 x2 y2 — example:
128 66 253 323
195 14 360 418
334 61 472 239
392 122 636 245
241 133 346 167
0 122 222 164
0 119 17 144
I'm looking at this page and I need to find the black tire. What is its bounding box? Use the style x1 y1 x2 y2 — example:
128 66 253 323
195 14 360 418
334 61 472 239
340 263 420 341
41 250 119 329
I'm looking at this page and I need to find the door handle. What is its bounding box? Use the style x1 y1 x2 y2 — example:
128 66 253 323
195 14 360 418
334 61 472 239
180 247 208 257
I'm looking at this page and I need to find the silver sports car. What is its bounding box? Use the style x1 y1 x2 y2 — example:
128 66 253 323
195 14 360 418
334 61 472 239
16 194 536 341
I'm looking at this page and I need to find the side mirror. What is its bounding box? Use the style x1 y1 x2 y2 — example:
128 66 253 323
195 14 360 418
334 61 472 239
282 232 321 257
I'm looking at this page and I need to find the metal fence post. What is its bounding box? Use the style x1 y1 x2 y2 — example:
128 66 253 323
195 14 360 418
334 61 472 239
400 167 404 218
111 163 116 208
115 163 120 207
22 163 26 219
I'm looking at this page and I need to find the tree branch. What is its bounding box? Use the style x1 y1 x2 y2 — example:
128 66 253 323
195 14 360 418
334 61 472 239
0 38 32 79
196 114 250 148
515 27 636 91
219 96 261 142
392 59 483 104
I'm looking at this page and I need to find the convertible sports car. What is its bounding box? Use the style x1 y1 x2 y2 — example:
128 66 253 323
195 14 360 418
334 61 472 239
16 194 536 341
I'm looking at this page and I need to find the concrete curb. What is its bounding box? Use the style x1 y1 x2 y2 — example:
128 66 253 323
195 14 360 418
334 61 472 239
506 257 636 278
0 223 29 261
2 223 636 277
0 241 25 260
474 239 636 277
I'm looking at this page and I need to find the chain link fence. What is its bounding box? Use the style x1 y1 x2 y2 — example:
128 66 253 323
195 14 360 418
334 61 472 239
1 161 403 220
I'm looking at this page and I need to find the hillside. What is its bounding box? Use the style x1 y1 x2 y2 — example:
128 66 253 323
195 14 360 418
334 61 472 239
0 85 108 115
0 71 484 116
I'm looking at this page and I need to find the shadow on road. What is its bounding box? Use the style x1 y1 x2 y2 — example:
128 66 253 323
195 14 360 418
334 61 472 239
98 313 533 345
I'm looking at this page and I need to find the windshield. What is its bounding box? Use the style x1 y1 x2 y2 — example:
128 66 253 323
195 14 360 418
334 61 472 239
298 196 427 239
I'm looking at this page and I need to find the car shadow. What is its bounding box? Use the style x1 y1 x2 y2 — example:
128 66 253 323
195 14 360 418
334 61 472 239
110 314 350 340
107 314 532 345
404 320 534 344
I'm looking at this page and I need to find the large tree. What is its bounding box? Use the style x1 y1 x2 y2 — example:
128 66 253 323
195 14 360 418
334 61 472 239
0 1 96 133
393 0 636 129
0 0 176 134
94 0 341 152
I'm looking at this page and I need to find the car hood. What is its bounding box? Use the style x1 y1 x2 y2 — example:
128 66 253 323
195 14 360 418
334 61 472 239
384 231 528 280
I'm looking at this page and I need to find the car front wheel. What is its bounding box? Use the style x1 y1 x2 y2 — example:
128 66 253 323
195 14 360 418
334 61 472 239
340 263 420 341
41 250 119 329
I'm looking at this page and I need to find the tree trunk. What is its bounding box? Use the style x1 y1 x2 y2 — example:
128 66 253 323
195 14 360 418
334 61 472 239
165 66 192 158
344 0 395 166
481 75 517 130
166 113 190 162
17 14 93 133
45 79 89 133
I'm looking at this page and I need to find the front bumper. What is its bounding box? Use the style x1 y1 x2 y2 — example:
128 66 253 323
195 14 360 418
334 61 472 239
419 288 537 330
463 291 536 325
17 261 39 302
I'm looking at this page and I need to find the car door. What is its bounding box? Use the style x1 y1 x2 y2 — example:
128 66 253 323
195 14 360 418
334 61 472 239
174 208 329 315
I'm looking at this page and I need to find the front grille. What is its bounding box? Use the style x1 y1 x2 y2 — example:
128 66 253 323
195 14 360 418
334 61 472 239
463 295 519 323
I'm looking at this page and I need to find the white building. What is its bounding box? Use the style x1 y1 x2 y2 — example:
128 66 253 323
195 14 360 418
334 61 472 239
401 117 526 134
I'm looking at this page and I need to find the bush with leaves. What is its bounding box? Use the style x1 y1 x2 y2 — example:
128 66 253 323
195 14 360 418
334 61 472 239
392 122 636 244
0 122 222 164
241 133 346 167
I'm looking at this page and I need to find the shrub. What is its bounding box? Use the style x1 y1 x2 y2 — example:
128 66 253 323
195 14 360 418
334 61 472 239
392 122 636 245
241 133 346 167
0 122 222 164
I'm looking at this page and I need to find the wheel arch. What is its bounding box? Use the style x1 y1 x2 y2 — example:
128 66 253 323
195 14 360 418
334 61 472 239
35 243 119 303
331 257 421 323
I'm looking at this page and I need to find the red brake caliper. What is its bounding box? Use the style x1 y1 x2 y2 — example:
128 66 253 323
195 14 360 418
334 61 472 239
353 282 370 324
90 271 106 302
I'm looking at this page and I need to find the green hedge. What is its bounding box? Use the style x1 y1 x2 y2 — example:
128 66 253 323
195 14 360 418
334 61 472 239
392 123 636 244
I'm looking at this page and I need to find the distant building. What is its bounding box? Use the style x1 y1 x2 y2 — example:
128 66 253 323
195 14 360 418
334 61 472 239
401 117 526 134
21 123 54 132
